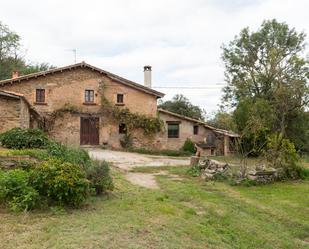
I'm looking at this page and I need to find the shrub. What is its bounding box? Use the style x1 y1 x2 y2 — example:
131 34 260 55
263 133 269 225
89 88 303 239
46 141 92 168
0 169 40 211
0 128 49 149
85 161 114 195
299 167 309 180
264 133 301 179
187 165 201 177
182 138 195 154
30 158 90 206
213 172 229 181
120 134 133 149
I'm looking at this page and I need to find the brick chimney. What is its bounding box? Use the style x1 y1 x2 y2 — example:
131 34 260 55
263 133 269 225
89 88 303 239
12 70 19 79
144 65 152 88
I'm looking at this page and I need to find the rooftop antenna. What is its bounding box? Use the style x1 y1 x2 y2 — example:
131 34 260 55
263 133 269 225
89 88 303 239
66 49 77 63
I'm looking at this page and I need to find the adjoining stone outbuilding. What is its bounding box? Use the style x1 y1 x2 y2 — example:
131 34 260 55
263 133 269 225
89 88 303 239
0 90 42 134
0 62 238 155
156 109 239 156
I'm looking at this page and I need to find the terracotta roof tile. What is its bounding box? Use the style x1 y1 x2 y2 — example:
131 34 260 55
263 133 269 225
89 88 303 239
0 61 165 98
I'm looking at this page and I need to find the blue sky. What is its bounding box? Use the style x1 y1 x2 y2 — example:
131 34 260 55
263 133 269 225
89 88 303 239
0 0 308 116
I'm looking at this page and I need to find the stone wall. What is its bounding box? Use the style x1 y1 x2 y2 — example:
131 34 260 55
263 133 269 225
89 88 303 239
48 112 157 148
20 99 30 129
0 67 159 146
155 112 216 150
0 97 21 134
0 68 158 117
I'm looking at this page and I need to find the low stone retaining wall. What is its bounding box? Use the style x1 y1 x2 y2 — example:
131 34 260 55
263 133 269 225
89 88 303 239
0 155 33 170
190 156 277 183
248 169 277 183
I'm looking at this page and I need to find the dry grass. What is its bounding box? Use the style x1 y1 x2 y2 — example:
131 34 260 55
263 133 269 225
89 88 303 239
0 166 308 249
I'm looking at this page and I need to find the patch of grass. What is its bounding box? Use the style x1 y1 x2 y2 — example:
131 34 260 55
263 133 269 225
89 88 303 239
127 147 192 157
130 165 189 176
1 167 308 248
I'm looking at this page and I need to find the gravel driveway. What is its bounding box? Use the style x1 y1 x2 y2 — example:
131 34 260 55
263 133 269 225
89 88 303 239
88 149 190 171
88 149 190 189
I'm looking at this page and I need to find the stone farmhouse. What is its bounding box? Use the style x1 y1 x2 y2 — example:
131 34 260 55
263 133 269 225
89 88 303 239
0 62 238 156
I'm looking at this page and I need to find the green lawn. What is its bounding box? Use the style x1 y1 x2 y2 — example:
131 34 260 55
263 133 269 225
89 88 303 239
1 166 308 249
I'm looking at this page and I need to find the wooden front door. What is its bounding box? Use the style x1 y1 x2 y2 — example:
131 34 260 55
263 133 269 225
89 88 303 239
80 117 99 145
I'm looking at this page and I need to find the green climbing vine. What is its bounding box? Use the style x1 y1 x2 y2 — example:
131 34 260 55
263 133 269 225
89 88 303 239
44 103 82 131
100 85 164 135
44 83 164 136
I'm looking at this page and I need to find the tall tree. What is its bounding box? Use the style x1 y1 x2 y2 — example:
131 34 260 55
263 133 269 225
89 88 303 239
222 19 309 152
0 21 53 80
207 111 236 131
158 94 206 120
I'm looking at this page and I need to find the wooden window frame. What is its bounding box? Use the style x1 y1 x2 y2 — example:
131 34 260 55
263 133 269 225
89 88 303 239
167 123 179 138
35 89 45 103
117 93 124 104
85 90 94 103
193 125 199 135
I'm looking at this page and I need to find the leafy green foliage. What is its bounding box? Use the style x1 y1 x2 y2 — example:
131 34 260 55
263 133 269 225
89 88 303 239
99 87 164 136
30 158 90 207
187 165 201 177
120 134 133 149
0 21 54 80
182 138 195 153
299 167 309 180
85 161 114 195
222 19 309 154
110 107 164 135
159 94 205 120
264 133 302 179
46 141 92 168
0 128 49 149
0 169 40 211
207 111 236 131
0 128 113 211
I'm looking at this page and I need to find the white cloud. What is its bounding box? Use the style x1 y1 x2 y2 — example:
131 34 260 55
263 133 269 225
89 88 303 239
1 0 308 113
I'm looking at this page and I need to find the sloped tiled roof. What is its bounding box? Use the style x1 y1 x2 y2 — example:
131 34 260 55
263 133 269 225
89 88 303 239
0 62 165 98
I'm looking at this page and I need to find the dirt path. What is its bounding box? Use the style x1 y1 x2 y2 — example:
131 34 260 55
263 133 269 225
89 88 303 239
88 149 189 189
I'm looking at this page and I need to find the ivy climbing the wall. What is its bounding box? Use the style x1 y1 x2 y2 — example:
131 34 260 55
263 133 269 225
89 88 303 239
100 84 164 135
44 83 164 136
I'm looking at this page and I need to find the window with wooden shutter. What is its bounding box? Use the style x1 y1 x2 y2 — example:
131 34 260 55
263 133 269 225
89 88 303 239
36 89 45 103
85 90 94 103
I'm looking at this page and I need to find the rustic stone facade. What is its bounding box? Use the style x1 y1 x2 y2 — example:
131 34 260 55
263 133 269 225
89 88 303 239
0 63 162 148
1 68 158 116
0 91 40 134
156 109 238 156
156 111 212 150
0 97 21 133
0 62 238 155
